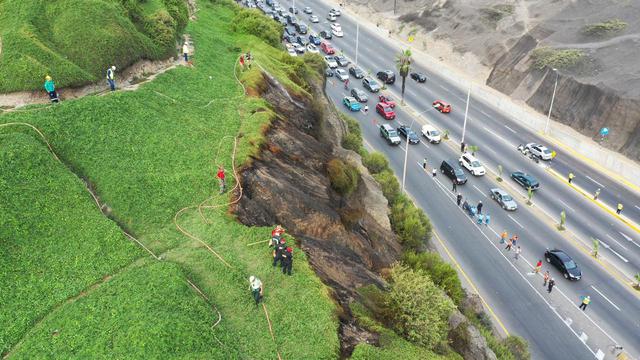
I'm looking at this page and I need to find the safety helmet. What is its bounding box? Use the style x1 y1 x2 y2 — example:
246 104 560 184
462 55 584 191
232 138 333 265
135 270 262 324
280 238 286 243
45 75 52 80
249 276 255 282
111 65 116 70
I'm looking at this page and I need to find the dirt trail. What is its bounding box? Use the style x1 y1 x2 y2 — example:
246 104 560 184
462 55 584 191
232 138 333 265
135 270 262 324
0 38 194 111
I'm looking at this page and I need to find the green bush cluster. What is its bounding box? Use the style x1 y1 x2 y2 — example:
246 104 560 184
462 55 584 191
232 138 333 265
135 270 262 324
531 47 584 70
403 251 464 306
363 152 389 174
480 4 514 25
390 195 432 250
327 158 360 195
385 264 456 349
231 8 284 47
582 19 627 36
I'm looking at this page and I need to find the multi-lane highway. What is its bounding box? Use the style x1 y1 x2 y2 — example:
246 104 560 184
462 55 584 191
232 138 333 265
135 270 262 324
249 0 640 358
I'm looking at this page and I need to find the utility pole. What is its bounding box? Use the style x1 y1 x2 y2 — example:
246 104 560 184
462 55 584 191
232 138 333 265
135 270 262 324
394 0 397 14
545 68 559 134
461 83 471 147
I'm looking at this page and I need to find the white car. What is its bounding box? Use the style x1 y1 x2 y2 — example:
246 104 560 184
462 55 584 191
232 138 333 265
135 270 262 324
330 8 341 16
459 153 486 176
330 23 342 31
421 124 441 144
524 143 553 160
287 47 297 56
309 15 319 23
332 28 344 37
335 68 349 81
306 44 319 53
293 43 305 53
324 55 338 68
327 13 337 21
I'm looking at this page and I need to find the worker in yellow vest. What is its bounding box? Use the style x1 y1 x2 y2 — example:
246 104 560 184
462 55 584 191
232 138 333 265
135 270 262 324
568 172 575 184
578 295 591 311
617 203 623 215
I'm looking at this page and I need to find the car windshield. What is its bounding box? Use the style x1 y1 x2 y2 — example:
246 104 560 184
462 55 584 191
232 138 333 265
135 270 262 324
454 169 464 176
543 149 552 154
502 194 513 201
388 130 398 136
430 130 440 136
471 161 481 167
564 260 577 269
383 107 392 112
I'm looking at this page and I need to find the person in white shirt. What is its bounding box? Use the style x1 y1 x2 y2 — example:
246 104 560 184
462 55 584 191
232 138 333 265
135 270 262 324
249 276 263 307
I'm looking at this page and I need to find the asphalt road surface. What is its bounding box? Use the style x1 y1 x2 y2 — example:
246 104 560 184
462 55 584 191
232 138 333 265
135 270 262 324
249 1 640 358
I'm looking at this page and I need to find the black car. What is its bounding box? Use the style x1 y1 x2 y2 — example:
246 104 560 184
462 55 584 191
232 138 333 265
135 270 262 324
376 70 395 84
350 88 368 102
286 14 297 26
397 125 420 144
410 72 427 82
545 249 582 280
309 34 321 45
349 66 365 79
295 23 308 34
319 30 332 39
511 171 540 190
334 55 349 67
289 6 298 13
296 35 309 46
440 159 467 184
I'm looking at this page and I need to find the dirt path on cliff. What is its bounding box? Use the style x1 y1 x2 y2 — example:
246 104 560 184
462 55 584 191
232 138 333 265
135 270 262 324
0 30 199 112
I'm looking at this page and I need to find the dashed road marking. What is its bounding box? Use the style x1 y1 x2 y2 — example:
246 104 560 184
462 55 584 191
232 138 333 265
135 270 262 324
619 231 640 248
558 199 576 212
504 125 517 134
598 240 629 263
585 175 605 188
590 285 621 311
473 185 487 198
508 214 524 229
605 233 628 250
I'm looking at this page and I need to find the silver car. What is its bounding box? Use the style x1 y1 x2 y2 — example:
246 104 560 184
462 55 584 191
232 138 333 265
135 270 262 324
490 188 518 211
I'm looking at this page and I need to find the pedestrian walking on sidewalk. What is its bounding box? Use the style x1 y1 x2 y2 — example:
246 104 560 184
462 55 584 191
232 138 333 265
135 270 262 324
594 188 601 200
534 259 542 273
477 201 483 214
456 193 463 206
578 295 591 311
485 213 490 226
500 230 507 244
249 276 263 307
543 271 550 286
547 278 555 293
432 168 437 177
514 246 521 260
423 158 427 169
568 172 575 184
216 165 226 194
106 66 116 91
452 181 457 192
617 203 623 215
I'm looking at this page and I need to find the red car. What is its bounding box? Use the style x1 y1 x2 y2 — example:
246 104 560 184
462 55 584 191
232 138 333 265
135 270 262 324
321 42 335 55
376 102 396 120
433 100 452 113
378 94 396 108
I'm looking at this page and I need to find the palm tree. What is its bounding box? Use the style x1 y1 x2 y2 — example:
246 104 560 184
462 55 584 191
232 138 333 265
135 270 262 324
396 49 412 104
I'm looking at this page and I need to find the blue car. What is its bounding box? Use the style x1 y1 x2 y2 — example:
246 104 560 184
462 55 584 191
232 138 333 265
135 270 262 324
309 34 322 45
342 96 362 112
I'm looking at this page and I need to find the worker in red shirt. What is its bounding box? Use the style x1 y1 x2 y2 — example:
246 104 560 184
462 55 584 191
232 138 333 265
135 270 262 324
216 165 226 194
270 225 286 247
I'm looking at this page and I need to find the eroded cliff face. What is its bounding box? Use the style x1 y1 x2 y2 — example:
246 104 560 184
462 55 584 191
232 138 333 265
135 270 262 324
232 73 401 355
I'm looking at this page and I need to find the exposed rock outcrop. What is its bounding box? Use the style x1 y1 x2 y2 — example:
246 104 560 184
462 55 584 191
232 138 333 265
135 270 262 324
449 311 498 360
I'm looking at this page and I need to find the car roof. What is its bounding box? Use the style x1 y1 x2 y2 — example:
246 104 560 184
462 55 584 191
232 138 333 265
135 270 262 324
344 96 356 101
550 249 572 262
353 88 365 94
422 124 436 131
381 123 393 130
491 188 508 195
435 100 449 105
462 152 478 161
336 68 346 73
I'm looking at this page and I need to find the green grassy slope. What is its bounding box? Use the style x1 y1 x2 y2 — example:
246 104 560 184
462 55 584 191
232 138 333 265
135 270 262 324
0 133 142 354
0 0 187 92
1 1 339 358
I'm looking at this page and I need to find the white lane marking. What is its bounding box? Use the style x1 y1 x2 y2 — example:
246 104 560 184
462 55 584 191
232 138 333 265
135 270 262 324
399 145 407 151
473 185 487 198
557 199 576 212
483 126 516 148
483 126 500 138
598 240 629 263
507 214 524 229
480 110 491 118
605 234 628 250
618 231 640 248
635 205 640 210
585 175 605 188
590 285 621 312
486 147 497 155
421 141 430 149
504 125 517 134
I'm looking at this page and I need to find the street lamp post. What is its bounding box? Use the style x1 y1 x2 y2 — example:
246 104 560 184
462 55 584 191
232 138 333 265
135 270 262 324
544 68 559 134
461 83 471 149
401 118 417 192
394 0 397 14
